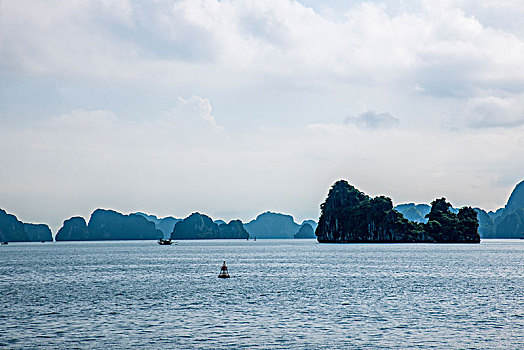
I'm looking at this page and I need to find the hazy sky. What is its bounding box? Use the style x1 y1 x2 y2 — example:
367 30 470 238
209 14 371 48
2 0 524 231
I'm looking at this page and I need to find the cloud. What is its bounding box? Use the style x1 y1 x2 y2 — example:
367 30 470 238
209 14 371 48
463 94 524 128
2 0 524 229
170 95 223 130
344 111 399 130
2 103 524 230
51 109 118 131
2 0 524 95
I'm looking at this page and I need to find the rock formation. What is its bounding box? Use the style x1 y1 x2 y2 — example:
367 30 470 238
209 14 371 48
0 209 29 242
23 223 53 242
504 180 524 214
134 212 181 238
474 208 496 238
218 220 249 239
301 220 318 231
0 209 53 242
315 180 480 243
170 213 248 239
56 210 162 241
244 212 300 239
494 208 524 238
294 223 315 239
55 217 89 241
482 179 524 238
87 209 162 240
171 213 219 239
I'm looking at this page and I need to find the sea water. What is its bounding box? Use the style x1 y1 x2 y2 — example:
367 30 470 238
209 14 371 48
0 239 522 349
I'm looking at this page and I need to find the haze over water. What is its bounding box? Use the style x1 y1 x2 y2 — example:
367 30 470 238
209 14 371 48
1 239 522 349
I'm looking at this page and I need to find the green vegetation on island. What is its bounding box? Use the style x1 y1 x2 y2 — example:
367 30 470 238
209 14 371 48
315 180 480 243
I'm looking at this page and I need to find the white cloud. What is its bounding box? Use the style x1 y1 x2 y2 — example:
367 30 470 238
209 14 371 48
170 95 223 130
2 103 524 230
2 0 524 229
344 111 399 130
2 0 524 95
462 94 524 128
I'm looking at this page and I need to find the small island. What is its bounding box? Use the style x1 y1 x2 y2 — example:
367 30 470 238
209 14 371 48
170 213 249 240
315 180 480 243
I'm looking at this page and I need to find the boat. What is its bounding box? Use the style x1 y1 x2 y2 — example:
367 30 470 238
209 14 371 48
218 261 230 278
1 242 8 245
158 238 173 245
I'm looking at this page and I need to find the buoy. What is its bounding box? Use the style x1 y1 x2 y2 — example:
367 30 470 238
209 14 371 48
218 261 230 278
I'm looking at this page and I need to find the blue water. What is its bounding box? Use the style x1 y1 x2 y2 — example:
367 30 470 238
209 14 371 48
1 239 523 349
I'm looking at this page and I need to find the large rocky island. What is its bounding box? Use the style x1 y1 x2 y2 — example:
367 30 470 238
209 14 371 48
0 209 53 242
244 212 301 239
315 180 480 243
134 212 181 239
56 209 162 241
170 212 249 240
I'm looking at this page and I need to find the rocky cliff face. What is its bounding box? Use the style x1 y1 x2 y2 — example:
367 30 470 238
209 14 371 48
218 220 249 239
0 209 53 242
294 223 315 239
171 213 220 239
301 220 318 231
474 208 496 238
55 217 89 241
495 208 524 238
23 223 53 242
171 213 249 239
0 209 29 242
504 180 524 214
134 212 181 239
244 212 300 239
56 210 162 241
88 209 162 240
483 179 524 238
315 180 479 243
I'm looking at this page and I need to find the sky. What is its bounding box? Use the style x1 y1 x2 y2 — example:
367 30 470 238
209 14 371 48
1 0 524 232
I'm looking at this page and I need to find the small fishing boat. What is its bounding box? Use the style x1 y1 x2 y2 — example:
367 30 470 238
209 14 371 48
158 238 173 245
218 261 230 278
1 242 8 245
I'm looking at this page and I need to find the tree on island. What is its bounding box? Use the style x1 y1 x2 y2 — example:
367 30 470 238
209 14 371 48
315 180 480 243
425 198 479 243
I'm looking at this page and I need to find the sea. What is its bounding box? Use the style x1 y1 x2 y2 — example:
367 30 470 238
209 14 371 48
1 239 522 349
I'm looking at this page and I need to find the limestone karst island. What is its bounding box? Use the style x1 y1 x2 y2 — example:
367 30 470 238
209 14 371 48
315 180 480 243
2 179 524 243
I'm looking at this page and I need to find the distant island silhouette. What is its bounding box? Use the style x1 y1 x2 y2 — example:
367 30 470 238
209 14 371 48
0 209 52 243
1 179 524 242
55 209 162 241
170 213 249 240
